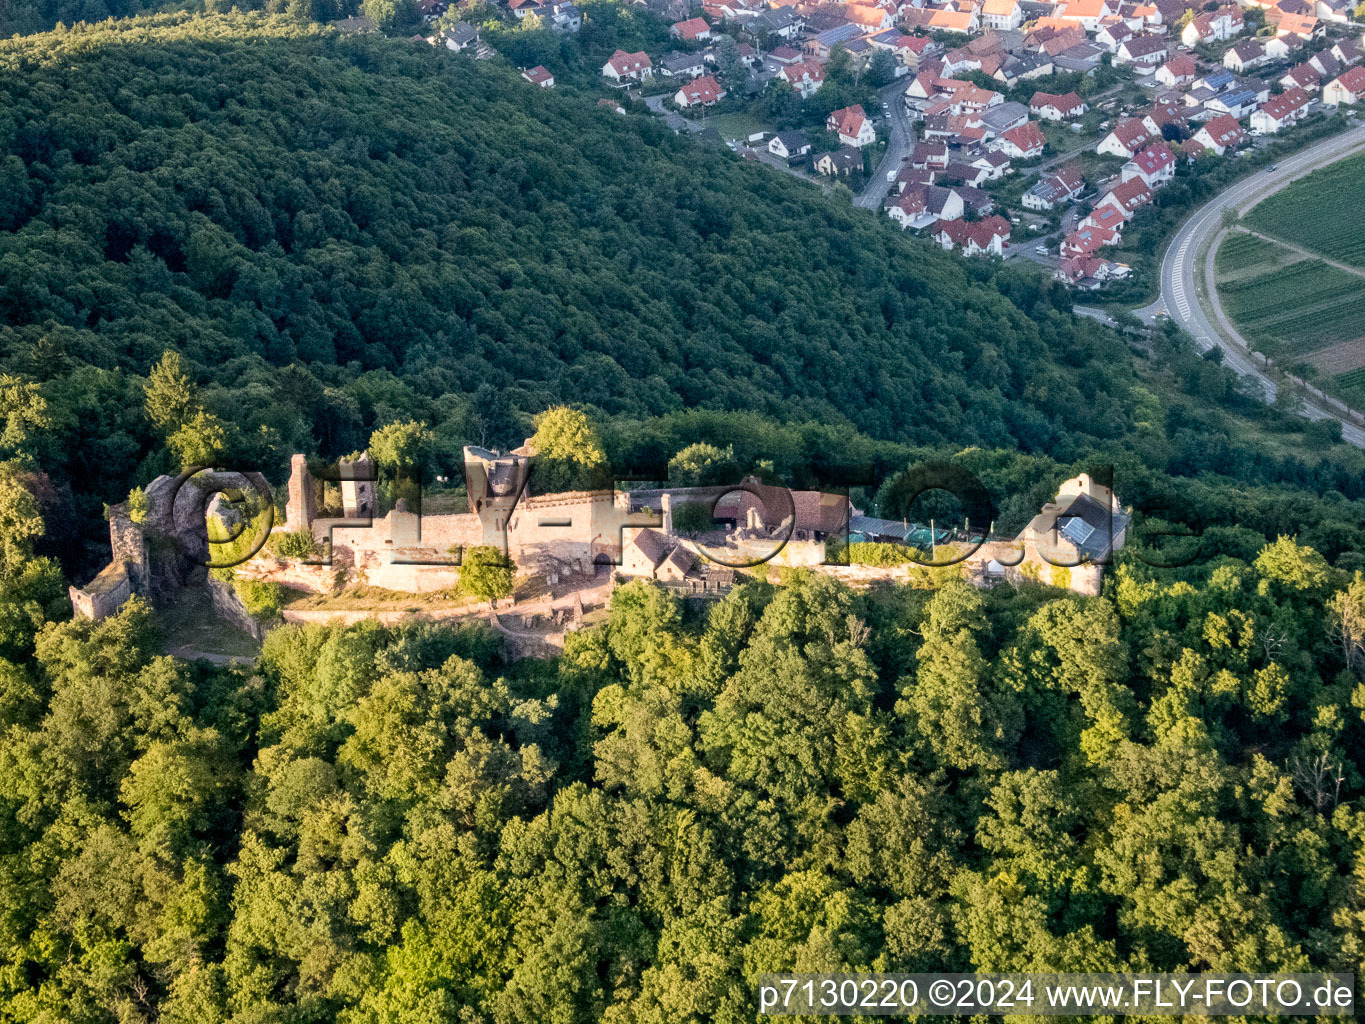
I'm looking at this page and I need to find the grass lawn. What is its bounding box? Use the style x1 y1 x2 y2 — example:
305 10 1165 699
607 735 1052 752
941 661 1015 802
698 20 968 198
706 111 767 142
1244 151 1365 269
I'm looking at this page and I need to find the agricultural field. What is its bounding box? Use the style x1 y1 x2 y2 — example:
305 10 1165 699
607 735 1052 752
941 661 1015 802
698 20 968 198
1244 151 1365 269
1215 245 1363 360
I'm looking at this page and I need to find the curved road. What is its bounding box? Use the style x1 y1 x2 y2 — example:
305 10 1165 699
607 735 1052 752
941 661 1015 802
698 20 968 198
1137 118 1365 446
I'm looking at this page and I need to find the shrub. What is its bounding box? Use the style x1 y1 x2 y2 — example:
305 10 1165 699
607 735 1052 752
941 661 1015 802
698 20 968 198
270 529 318 559
235 578 284 619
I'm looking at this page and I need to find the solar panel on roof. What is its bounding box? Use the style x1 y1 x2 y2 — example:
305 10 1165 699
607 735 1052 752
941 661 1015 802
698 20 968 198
1060 517 1095 545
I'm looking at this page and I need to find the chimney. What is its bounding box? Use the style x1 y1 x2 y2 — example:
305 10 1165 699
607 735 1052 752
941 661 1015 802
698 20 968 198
661 493 673 535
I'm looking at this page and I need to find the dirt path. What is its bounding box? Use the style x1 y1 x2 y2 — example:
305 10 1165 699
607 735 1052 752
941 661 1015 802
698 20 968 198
1231 226 1365 281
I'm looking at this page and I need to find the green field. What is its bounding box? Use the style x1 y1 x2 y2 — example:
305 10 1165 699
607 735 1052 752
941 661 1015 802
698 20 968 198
1213 231 1286 276
1334 366 1365 402
1245 152 1365 268
1216 254 1363 358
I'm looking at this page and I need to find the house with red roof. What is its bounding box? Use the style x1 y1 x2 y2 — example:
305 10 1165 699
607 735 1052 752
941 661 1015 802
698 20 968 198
827 105 878 147
1022 164 1086 210
1279 63 1322 93
991 120 1047 157
1096 117 1151 157
521 65 555 87
1094 176 1154 222
933 215 1012 255
1325 65 1365 105
1121 141 1176 187
1030 90 1088 120
1156 54 1197 87
1192 113 1247 154
670 16 712 40
602 49 653 82
674 74 726 107
1056 254 1130 286
779 60 825 97
1061 223 1122 256
887 184 965 229
1251 86 1312 132
1181 5 1243 45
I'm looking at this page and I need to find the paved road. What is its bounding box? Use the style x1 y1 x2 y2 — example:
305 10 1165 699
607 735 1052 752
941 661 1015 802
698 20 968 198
644 93 703 133
1136 119 1365 445
856 78 917 211
1073 304 1117 325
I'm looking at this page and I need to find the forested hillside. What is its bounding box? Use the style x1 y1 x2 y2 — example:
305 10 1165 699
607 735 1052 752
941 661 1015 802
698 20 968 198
0 16 1136 496
1 554 1364 1022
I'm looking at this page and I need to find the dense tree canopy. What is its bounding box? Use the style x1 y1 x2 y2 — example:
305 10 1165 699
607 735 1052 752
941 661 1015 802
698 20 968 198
0 549 1362 1021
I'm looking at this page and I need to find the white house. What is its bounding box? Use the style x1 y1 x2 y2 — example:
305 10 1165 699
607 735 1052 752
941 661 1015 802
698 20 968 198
990 121 1047 158
1325 66 1365 104
827 105 878 148
768 131 811 162
1121 141 1176 187
1115 34 1168 69
1029 90 1088 120
674 74 725 107
1021 164 1086 210
887 184 964 229
603 49 653 83
1250 86 1312 132
1156 54 1197 87
981 0 1024 29
1224 39 1268 72
521 65 555 87
1192 113 1247 154
779 60 825 98
1096 118 1151 158
934 215 1012 255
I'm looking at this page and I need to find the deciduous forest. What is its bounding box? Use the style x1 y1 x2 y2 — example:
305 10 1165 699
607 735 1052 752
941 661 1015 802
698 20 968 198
0 14 1362 1023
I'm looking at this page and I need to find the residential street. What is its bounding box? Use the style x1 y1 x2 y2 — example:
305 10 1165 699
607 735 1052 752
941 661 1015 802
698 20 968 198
855 78 916 210
1136 119 1365 447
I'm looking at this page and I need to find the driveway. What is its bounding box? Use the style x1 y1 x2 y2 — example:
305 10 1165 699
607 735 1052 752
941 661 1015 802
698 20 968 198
1137 119 1365 446
644 93 703 133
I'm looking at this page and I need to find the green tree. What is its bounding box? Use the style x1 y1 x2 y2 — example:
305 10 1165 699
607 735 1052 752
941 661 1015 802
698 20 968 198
145 350 199 434
460 545 515 608
369 419 435 469
529 406 606 492
670 500 712 536
0 466 43 575
667 442 736 487
0 373 50 461
168 409 228 468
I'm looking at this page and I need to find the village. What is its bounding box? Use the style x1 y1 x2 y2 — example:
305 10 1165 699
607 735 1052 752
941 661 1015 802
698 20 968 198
70 437 1131 655
405 0 1365 289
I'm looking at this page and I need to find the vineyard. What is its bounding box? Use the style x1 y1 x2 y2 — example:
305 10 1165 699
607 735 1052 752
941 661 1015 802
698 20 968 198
1244 152 1365 269
1213 231 1297 279
1216 254 1363 359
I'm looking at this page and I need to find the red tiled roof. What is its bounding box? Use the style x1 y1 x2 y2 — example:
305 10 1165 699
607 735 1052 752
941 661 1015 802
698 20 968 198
936 214 1012 249
1333 65 1365 92
828 104 870 139
1001 121 1046 153
1108 117 1150 150
1258 86 1310 120
671 15 711 37
1129 141 1174 175
1198 112 1246 146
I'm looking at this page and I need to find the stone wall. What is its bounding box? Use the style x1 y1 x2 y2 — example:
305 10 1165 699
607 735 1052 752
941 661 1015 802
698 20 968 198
207 578 267 641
